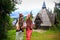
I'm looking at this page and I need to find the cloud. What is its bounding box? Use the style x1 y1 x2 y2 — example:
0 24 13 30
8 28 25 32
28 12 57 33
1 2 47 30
10 8 40 18
11 0 59 18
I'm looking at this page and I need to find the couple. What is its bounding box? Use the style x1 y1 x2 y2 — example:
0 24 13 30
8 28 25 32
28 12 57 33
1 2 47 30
15 13 34 40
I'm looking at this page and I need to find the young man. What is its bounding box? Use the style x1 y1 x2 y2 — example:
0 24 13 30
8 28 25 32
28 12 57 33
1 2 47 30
16 14 24 40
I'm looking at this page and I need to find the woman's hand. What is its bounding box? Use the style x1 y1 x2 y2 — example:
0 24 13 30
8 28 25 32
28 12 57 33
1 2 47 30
21 26 24 29
31 24 35 29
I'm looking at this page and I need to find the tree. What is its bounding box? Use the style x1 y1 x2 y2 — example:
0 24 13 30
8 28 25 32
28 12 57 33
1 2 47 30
30 11 33 20
54 6 60 30
54 2 60 21
0 0 15 40
54 7 60 22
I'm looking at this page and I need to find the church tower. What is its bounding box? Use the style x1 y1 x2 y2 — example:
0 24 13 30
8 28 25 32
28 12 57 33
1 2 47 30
42 1 46 9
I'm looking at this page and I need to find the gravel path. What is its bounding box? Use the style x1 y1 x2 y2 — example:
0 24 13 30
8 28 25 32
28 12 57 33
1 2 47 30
33 29 46 33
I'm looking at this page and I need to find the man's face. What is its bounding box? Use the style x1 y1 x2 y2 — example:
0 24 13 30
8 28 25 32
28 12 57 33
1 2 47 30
19 16 23 19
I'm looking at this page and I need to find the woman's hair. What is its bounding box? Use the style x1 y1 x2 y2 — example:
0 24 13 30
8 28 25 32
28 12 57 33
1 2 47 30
15 19 18 25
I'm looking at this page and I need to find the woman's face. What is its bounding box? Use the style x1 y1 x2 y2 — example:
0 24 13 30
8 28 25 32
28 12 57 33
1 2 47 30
27 14 31 19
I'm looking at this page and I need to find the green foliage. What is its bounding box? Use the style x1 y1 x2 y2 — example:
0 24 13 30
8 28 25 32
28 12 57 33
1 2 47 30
23 16 27 21
0 0 15 40
52 7 60 31
54 8 60 21
6 16 14 30
30 12 33 19
0 0 15 14
0 14 9 40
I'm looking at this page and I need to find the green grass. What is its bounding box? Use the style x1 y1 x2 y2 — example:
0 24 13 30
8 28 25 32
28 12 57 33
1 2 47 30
31 30 60 40
7 30 16 40
7 29 60 40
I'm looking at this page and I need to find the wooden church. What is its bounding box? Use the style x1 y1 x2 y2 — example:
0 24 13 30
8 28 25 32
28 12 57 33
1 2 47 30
34 2 56 28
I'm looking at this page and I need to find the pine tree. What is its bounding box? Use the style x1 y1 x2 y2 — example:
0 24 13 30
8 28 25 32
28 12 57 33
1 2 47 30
54 4 60 30
30 11 33 20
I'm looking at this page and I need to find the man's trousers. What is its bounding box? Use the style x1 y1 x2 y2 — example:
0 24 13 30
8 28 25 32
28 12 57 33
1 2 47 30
16 31 23 40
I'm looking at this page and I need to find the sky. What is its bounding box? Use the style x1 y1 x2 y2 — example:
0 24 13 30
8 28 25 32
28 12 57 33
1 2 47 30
10 0 60 18
15 0 54 10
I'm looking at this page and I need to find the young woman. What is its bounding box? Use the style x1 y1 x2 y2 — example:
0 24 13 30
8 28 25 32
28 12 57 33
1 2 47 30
26 14 33 40
16 14 24 40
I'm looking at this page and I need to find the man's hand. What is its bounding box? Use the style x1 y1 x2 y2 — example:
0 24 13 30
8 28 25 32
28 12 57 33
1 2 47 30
16 26 20 30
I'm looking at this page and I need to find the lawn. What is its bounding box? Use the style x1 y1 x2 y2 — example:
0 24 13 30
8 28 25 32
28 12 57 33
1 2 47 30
7 29 60 40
